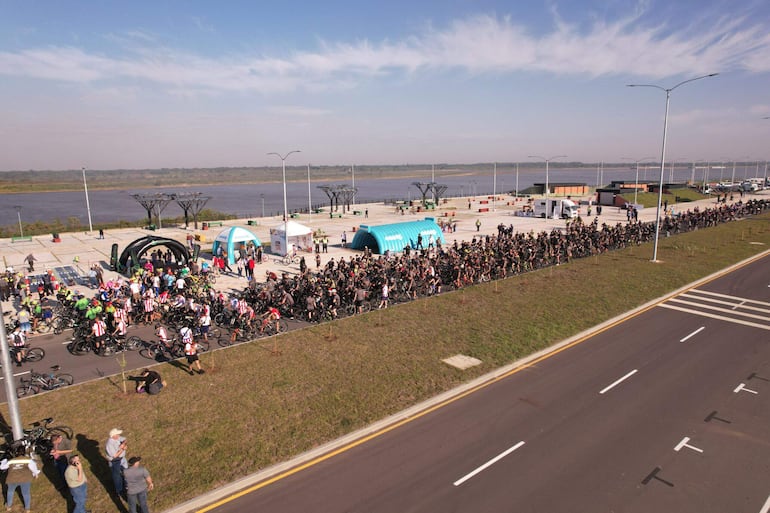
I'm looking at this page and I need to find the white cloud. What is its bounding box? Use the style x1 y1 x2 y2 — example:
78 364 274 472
0 7 768 96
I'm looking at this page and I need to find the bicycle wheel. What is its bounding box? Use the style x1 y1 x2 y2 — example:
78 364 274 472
16 384 39 398
218 333 234 347
35 322 52 334
139 346 159 360
197 339 210 352
126 336 143 351
99 342 117 357
53 374 74 387
67 340 90 356
25 348 45 362
277 318 289 333
207 274 217 284
208 328 222 343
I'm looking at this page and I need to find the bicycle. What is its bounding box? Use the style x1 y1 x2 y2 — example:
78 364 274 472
99 334 143 357
16 366 74 398
277 254 301 266
9 344 46 365
16 417 73 456
139 337 184 361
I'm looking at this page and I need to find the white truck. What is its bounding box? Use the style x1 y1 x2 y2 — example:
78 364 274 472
533 198 579 219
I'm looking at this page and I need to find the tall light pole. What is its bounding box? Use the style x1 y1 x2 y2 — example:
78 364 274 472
82 166 93 233
528 155 567 220
351 164 356 205
307 163 312 218
14 206 23 238
627 72 718 262
669 157 688 183
260 193 265 219
492 162 497 211
267 150 301 255
621 156 656 205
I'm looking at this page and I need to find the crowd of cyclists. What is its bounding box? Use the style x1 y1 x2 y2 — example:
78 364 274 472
2 198 768 361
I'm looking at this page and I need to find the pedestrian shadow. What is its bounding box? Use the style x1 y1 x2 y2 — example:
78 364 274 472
75 434 127 513
40 451 69 500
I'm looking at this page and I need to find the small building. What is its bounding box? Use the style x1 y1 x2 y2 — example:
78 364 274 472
533 182 589 196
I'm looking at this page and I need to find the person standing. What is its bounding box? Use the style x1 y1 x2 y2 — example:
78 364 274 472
182 327 204 375
24 254 36 272
1 444 40 512
475 219 481 232
105 428 128 497
341 231 347 248
65 454 88 513
50 433 74 486
124 456 154 513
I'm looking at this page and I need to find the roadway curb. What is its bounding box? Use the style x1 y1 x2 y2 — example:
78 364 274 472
164 246 770 513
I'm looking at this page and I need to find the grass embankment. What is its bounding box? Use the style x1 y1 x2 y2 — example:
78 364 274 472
6 214 770 512
621 188 707 208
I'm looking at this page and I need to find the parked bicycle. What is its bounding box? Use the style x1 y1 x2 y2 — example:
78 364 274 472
18 417 73 456
16 366 74 398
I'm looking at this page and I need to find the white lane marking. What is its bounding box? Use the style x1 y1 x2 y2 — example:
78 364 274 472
688 289 770 307
674 436 704 453
668 298 770 322
453 441 525 486
734 383 759 394
679 293 770 315
680 326 705 343
759 494 770 513
599 369 638 395
0 371 31 381
658 304 770 331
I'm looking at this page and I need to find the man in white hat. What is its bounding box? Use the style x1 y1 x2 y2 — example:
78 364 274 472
105 428 128 497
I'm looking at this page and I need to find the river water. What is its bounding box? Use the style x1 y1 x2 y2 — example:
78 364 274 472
1 165 672 225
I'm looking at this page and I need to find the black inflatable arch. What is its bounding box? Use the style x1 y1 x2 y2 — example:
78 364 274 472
117 236 190 274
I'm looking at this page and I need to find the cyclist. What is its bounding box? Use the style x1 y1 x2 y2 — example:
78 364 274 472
112 315 128 342
181 326 204 375
90 315 107 354
9 326 27 367
259 306 281 334
155 324 172 351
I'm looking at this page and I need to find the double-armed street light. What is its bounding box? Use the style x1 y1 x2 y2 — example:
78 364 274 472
267 150 301 255
627 73 718 262
528 155 567 220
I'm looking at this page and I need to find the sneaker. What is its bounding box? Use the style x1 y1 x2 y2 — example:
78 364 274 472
197 369 205 374
188 370 194 376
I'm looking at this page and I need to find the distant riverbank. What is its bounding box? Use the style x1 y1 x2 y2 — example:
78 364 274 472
0 163 602 194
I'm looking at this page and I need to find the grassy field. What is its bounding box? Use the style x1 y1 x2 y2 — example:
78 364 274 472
4 213 770 512
620 188 707 208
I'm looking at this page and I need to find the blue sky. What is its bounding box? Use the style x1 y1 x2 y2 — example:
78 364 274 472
0 0 768 171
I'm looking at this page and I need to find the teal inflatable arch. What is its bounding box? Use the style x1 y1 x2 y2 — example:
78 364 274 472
349 218 445 254
211 226 262 264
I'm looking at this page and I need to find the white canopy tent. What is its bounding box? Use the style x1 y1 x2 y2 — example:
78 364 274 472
269 220 312 255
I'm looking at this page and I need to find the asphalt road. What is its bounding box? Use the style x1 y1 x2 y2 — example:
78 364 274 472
0 316 310 404
203 253 770 513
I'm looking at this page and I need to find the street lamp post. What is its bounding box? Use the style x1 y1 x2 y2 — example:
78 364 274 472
82 167 93 233
307 163 312 218
492 162 497 211
14 206 23 238
621 156 656 205
260 194 265 219
528 155 567 220
267 150 301 255
627 73 718 262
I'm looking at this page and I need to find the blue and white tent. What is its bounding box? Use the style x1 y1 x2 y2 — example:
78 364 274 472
349 218 445 254
211 226 261 265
